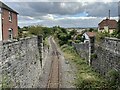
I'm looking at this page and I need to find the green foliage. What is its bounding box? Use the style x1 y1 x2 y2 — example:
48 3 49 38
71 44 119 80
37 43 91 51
68 40 72 45
74 40 81 43
28 25 43 36
91 53 97 59
75 34 84 42
116 33 120 39
43 37 50 49
111 29 120 39
88 28 98 32
54 26 74 46
109 19 120 39
2 75 13 88
96 32 110 43
76 34 82 40
18 25 53 39
89 28 94 32
22 26 29 31
17 26 23 38
69 29 77 36
106 69 120 89
111 30 118 37
61 44 108 89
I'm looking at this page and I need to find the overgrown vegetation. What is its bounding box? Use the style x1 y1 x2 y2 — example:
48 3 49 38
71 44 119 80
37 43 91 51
1 74 13 89
18 25 54 47
54 26 75 46
17 25 120 89
18 25 53 39
54 27 120 89
106 69 120 89
96 31 110 43
54 28 106 89
61 44 108 89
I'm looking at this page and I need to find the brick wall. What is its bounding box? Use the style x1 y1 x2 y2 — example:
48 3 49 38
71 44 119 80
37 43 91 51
2 8 18 40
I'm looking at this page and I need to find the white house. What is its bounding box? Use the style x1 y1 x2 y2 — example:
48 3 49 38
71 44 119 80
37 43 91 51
83 32 96 43
83 32 96 66
0 8 2 41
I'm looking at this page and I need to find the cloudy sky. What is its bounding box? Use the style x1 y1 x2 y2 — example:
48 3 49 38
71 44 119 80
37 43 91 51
1 0 120 28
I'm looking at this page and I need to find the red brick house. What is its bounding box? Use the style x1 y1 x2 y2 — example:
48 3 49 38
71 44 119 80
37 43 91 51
98 18 117 34
0 1 18 41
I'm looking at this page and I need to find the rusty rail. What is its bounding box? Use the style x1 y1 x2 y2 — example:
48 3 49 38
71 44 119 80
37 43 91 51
46 37 61 89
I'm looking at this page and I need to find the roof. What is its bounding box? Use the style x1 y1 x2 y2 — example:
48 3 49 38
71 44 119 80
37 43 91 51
0 1 18 14
98 18 117 29
86 32 96 37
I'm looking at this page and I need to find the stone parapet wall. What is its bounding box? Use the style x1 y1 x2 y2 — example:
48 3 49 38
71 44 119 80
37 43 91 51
0 36 42 88
72 37 120 76
91 38 120 75
72 42 89 62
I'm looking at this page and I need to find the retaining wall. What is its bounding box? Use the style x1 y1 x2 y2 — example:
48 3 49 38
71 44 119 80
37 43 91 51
91 38 120 75
73 37 120 75
0 36 43 88
72 42 89 62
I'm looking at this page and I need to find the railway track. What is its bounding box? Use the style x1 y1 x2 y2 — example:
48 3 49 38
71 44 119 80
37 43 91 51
46 37 61 89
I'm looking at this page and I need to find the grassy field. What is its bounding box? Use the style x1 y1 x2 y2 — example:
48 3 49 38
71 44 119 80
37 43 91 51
61 44 108 89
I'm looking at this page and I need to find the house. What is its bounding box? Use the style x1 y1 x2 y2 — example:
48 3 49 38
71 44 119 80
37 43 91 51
83 32 96 54
82 32 96 66
0 1 18 41
98 18 117 34
83 32 96 43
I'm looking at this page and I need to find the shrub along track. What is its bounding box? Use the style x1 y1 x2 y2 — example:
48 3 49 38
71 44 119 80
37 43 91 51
46 37 61 89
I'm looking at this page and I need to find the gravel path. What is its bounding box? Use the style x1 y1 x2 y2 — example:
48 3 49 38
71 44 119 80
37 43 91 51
38 37 76 88
52 37 77 88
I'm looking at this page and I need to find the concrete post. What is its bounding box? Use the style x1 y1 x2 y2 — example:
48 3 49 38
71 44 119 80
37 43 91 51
88 40 91 66
0 41 2 88
0 8 2 41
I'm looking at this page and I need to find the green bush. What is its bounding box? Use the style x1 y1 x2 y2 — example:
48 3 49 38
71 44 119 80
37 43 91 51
96 32 110 43
68 40 72 45
106 69 120 89
116 33 120 39
74 40 81 43
61 44 108 89
91 53 97 59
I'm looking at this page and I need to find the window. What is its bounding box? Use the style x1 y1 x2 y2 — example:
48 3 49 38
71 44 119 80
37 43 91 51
8 28 13 40
9 12 12 21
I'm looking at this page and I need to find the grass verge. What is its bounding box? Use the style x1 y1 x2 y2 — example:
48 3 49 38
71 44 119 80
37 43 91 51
44 37 49 48
61 44 108 89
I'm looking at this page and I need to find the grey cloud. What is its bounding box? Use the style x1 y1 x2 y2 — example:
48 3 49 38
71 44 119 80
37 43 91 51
28 2 84 15
18 17 103 28
6 2 118 17
85 2 118 17
4 2 118 27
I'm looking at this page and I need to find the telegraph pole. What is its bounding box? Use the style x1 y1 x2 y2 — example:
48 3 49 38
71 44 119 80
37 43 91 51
118 1 120 33
109 10 110 19
118 1 120 20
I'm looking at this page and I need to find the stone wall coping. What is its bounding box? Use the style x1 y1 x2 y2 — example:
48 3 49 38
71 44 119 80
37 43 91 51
105 37 120 41
2 36 37 45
